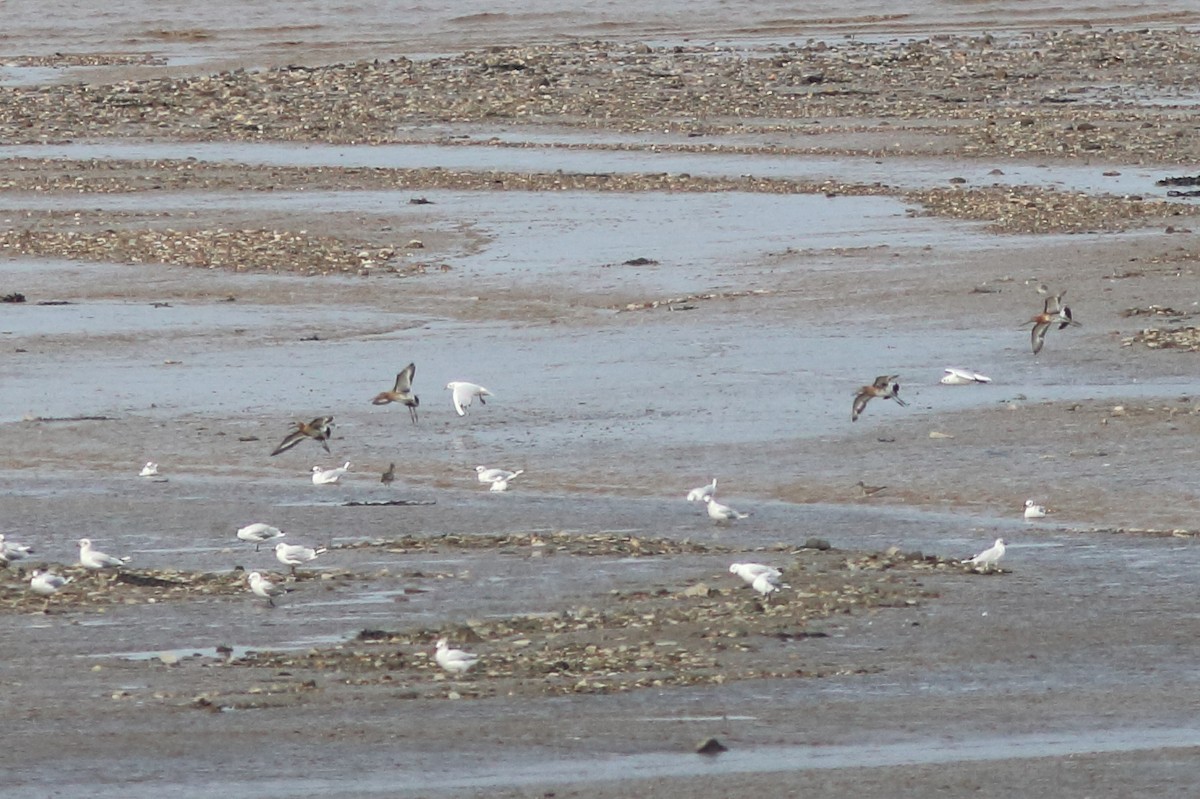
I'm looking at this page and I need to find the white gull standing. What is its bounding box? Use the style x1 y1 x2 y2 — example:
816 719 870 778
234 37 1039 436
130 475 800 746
78 538 131 571
435 638 480 675
247 572 289 607
274 541 326 574
446 381 492 416
311 462 351 485
237 523 286 551
964 538 1007 571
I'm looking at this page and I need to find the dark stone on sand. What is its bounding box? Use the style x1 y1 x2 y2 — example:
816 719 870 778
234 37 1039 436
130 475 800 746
804 537 832 550
696 737 728 755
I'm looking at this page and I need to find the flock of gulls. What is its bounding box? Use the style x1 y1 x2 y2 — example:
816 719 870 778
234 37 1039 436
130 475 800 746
3 289 1074 669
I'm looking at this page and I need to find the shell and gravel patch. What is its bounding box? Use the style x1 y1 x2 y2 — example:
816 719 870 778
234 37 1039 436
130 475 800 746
111 539 975 710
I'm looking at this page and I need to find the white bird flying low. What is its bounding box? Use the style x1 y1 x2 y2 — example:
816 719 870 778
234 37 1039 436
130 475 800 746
964 537 1006 570
687 478 717 502
78 538 131 570
274 541 326 573
247 571 290 607
236 523 286 551
311 462 351 485
446 381 493 416
940 367 992 385
0 533 34 564
1024 499 1047 519
434 638 480 675
706 496 749 523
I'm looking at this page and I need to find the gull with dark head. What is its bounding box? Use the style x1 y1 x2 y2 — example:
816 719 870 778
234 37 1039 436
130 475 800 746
371 362 420 423
446 381 492 416
271 416 334 456
852 375 908 422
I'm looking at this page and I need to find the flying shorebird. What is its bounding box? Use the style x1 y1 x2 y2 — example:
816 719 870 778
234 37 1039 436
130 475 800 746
311 462 351 485
705 495 749 523
434 638 480 675
274 541 326 574
247 571 290 607
271 416 334 456
381 463 396 485
446 381 492 416
686 478 717 503
78 538 131 571
852 375 908 422
371 362 419 423
964 538 1006 571
236 522 285 551
1027 291 1080 355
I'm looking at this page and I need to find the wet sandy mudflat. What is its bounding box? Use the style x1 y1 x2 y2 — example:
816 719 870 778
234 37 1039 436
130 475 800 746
3 4 1200 798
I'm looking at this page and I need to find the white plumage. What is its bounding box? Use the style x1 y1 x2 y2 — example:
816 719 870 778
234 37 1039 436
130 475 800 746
446 381 493 416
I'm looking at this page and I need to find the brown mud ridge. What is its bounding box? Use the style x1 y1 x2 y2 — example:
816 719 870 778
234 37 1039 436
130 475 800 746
2 535 982 709
3 30 1200 164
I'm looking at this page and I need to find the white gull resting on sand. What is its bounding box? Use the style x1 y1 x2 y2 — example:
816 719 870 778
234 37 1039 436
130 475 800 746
476 465 523 484
312 462 351 485
940 367 992 385
247 571 289 607
274 541 326 573
29 569 73 610
687 478 717 503
446 381 492 416
1024 499 1047 519
0 533 34 564
139 461 160 477
706 496 749 523
30 569 73 597
237 523 286 551
964 538 1006 571
435 638 480 675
